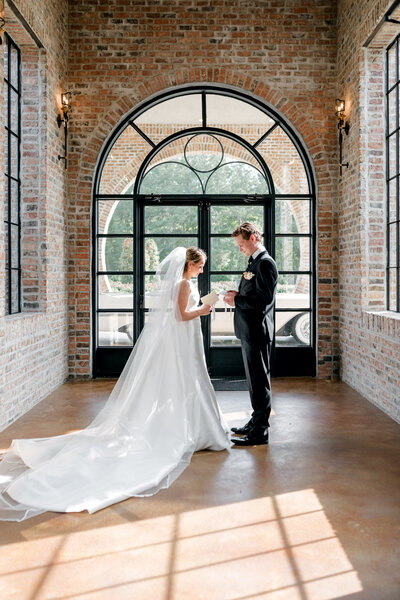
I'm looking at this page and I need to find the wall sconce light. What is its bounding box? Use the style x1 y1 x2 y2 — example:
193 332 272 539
57 92 72 169
335 98 350 177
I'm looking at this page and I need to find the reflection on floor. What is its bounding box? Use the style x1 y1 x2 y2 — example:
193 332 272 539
0 378 399 600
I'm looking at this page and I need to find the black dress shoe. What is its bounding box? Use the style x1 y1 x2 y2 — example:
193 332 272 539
231 422 252 435
231 430 269 446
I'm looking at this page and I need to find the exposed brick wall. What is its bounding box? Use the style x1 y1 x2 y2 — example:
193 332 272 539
0 0 69 429
21 46 43 312
338 0 400 422
67 0 339 379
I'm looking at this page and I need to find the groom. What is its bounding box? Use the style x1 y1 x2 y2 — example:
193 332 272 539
224 222 278 446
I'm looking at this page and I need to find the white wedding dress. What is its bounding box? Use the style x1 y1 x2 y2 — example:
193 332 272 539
0 248 230 521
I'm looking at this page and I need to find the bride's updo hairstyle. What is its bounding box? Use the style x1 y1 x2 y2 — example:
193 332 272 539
184 247 207 272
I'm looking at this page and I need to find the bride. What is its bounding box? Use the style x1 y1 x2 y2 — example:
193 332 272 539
0 247 230 521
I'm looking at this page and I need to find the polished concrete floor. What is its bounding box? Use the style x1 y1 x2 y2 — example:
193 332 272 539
0 378 399 600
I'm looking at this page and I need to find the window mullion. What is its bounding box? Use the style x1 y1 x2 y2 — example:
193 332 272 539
396 39 400 312
7 36 12 313
4 34 22 314
17 40 22 313
202 91 206 128
386 35 400 312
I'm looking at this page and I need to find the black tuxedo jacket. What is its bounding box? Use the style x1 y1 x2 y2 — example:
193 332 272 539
234 250 278 346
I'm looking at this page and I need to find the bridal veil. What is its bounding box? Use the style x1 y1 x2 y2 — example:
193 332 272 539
0 247 230 521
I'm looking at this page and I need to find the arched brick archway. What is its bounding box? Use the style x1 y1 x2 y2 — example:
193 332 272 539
67 72 337 379
71 71 327 196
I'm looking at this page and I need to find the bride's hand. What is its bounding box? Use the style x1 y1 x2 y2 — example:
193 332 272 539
198 303 212 316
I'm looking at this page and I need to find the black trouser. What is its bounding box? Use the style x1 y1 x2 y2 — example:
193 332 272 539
241 339 272 431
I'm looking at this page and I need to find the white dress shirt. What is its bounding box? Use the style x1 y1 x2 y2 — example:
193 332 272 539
251 245 266 261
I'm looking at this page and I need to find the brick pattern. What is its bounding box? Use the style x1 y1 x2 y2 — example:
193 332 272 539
21 47 42 312
67 0 338 379
338 0 400 421
0 0 69 430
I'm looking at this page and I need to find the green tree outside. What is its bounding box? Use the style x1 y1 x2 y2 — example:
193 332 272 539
104 156 301 293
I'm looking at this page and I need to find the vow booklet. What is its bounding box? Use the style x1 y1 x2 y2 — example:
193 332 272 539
200 291 219 306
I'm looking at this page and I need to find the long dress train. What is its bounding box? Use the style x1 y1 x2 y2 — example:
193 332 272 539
0 248 230 521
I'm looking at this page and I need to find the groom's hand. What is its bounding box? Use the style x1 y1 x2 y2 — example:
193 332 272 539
223 291 238 307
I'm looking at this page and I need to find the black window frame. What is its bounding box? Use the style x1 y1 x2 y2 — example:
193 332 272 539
386 35 400 312
91 85 316 377
4 33 22 315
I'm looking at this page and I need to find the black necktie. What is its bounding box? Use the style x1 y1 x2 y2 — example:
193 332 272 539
247 256 253 269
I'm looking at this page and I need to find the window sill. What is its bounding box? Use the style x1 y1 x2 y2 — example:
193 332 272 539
3 311 45 322
361 310 400 339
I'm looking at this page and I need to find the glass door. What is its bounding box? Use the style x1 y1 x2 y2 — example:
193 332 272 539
207 202 268 375
141 202 199 331
140 198 272 378
93 195 315 377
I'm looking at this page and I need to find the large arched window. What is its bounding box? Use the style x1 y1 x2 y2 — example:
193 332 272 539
92 86 315 377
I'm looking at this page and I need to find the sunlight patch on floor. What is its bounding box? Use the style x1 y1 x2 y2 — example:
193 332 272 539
0 489 362 600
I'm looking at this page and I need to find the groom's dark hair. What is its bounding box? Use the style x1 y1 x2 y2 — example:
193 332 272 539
232 222 262 242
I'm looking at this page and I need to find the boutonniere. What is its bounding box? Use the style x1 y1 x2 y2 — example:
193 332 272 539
243 271 255 280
